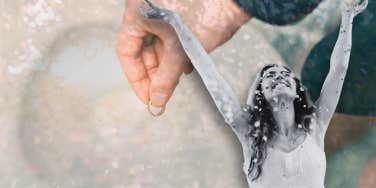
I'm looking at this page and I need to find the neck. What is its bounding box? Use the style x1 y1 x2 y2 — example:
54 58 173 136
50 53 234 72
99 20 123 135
270 97 295 137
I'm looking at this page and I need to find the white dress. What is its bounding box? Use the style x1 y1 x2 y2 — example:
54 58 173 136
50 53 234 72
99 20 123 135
242 133 326 188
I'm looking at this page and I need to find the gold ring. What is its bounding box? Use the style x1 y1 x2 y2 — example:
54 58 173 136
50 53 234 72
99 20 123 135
147 100 166 116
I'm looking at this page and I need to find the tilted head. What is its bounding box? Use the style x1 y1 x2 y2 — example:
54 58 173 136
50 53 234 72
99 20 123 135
246 64 315 180
260 65 297 103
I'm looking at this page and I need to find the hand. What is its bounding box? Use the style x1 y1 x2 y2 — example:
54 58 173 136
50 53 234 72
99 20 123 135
342 0 368 18
117 0 250 112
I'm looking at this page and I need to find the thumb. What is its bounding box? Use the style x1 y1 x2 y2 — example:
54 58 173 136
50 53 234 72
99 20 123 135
149 42 185 108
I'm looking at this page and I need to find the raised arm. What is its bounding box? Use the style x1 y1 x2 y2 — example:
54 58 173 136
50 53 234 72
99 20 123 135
314 0 368 135
140 0 249 141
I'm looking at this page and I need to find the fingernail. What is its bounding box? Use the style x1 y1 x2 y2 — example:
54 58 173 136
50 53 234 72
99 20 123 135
151 92 168 107
149 105 164 115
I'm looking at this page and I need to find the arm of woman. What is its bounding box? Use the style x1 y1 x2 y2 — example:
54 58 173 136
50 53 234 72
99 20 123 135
314 0 368 136
140 0 250 141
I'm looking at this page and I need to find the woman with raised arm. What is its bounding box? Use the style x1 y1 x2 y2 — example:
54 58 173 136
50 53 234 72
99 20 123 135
140 0 368 187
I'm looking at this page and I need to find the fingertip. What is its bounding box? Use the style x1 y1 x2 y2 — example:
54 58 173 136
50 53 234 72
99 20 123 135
149 74 179 108
130 78 150 105
150 92 169 107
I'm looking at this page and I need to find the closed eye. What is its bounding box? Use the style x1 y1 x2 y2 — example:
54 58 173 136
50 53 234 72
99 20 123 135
281 71 290 77
265 71 276 78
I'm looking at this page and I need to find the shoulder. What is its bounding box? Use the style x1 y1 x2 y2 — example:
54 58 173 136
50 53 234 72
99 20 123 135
232 107 252 125
229 109 251 143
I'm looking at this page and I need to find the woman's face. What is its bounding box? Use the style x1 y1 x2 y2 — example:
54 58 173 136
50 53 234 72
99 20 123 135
260 66 297 102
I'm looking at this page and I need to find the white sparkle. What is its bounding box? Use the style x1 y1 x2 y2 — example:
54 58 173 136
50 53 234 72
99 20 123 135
254 121 260 127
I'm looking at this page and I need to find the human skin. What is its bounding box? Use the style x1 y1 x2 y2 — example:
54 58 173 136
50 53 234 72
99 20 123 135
260 67 297 102
259 66 300 142
139 0 367 186
116 0 250 111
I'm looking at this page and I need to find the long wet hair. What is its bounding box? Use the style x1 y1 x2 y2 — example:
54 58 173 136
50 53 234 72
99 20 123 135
246 64 315 181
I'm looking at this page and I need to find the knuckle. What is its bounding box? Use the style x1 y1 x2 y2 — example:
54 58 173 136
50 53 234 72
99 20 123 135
116 41 136 57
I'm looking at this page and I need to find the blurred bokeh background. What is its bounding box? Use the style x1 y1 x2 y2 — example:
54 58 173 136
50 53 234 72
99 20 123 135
0 0 375 188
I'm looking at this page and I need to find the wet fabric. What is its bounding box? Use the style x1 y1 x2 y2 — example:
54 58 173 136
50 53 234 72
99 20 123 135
246 134 326 188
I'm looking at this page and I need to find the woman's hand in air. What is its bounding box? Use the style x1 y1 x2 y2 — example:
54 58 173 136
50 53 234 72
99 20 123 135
117 0 250 111
342 0 368 18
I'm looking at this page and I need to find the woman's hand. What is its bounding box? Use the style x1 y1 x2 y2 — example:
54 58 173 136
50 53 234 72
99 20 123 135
342 0 368 18
116 0 250 111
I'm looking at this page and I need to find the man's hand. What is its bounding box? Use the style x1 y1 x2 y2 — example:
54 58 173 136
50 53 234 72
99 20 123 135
117 0 250 111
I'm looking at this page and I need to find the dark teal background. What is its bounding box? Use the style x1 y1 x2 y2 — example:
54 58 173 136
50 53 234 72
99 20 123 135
301 0 376 116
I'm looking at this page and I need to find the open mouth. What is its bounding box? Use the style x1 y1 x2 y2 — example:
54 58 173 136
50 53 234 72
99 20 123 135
271 80 291 89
